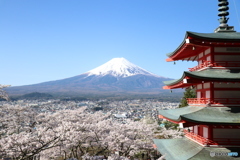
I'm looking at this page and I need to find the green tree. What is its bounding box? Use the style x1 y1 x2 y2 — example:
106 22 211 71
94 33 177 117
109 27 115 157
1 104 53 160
179 87 196 108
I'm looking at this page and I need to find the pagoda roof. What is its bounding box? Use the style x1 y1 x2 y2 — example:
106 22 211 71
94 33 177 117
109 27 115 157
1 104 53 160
158 106 240 125
153 138 240 160
186 31 240 41
166 31 240 62
163 69 240 89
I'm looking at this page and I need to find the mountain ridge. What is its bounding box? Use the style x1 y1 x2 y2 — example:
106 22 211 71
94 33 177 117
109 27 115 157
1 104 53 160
6 58 173 96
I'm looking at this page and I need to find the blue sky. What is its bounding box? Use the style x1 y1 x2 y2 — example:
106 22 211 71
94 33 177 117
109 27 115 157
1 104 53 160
1 0 240 86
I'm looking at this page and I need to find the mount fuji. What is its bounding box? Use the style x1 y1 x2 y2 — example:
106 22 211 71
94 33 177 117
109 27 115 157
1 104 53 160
87 57 158 77
6 58 172 96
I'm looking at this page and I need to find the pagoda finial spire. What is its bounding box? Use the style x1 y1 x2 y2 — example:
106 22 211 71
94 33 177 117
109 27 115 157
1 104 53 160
218 0 229 27
215 0 235 32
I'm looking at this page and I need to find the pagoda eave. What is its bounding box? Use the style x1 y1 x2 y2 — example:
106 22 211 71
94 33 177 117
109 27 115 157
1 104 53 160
163 69 240 90
187 31 240 42
182 116 240 126
153 138 240 160
158 115 186 124
160 114 240 126
166 31 240 62
163 83 193 89
158 106 240 125
166 43 207 62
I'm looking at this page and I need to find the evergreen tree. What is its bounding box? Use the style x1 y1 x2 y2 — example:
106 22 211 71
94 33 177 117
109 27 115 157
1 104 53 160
179 87 196 108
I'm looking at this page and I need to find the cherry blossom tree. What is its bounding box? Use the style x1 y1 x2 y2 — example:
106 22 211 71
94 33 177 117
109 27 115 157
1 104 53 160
0 105 62 159
40 108 158 159
0 103 181 159
0 84 10 101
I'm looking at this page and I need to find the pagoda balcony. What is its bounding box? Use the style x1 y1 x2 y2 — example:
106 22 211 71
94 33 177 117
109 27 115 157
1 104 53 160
187 98 240 105
189 61 240 71
184 130 240 146
184 130 217 146
189 61 212 72
187 98 210 105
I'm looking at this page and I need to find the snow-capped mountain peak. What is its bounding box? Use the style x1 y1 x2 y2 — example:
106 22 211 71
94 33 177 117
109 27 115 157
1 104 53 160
6 57 171 95
86 57 158 77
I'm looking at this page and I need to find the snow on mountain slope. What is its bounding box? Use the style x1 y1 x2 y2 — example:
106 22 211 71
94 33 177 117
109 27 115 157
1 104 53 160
86 57 160 77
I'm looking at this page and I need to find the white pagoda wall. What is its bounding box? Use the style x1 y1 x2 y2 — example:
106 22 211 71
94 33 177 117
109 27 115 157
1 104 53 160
203 127 208 138
194 125 198 134
196 83 211 99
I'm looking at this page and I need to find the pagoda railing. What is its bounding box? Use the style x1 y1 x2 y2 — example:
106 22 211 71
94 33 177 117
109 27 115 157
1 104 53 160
184 130 217 145
189 61 240 71
189 61 212 71
187 98 211 105
187 98 240 105
184 130 240 146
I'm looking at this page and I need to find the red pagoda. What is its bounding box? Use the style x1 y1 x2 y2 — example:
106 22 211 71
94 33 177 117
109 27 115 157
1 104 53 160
153 0 240 159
